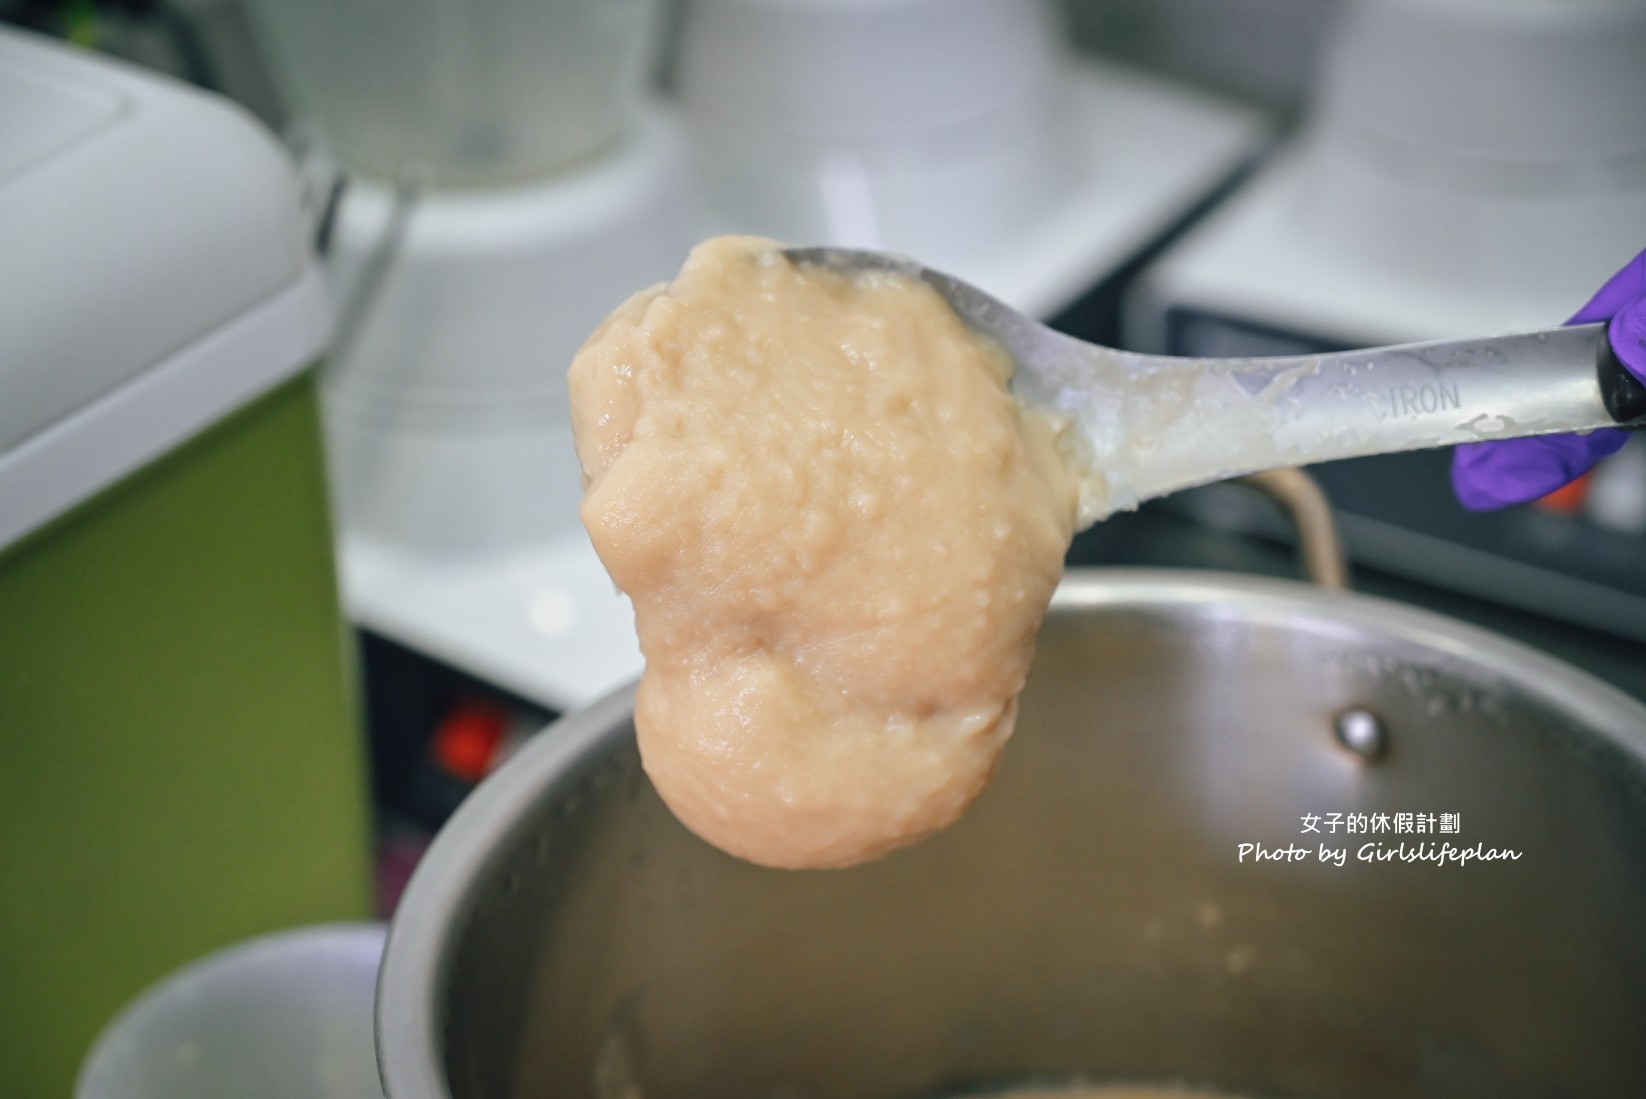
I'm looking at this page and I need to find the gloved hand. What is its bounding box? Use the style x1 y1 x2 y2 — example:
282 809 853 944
1452 248 1646 510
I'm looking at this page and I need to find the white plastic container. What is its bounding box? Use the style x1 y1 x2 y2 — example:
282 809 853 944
318 112 696 711
76 925 387 1099
674 0 1270 318
677 0 1071 269
244 0 662 186
320 111 696 561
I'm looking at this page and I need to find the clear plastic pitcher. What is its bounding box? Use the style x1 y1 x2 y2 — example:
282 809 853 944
245 0 660 186
76 924 386 1099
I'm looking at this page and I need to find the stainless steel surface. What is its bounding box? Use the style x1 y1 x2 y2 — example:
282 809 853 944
378 570 1646 1099
783 247 1620 521
1332 708 1387 761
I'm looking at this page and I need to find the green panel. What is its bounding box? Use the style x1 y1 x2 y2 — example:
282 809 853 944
0 373 373 1099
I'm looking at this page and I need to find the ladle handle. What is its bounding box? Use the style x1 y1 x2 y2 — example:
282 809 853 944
1249 323 1635 472
1599 328 1646 422
1099 324 1633 509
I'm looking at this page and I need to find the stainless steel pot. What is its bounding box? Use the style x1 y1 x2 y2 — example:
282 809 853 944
378 559 1646 1098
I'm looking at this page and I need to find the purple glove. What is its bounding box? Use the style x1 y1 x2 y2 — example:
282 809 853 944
1452 248 1646 510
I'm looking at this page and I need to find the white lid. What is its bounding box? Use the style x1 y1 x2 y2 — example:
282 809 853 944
1315 0 1646 169
0 27 329 550
677 0 1061 139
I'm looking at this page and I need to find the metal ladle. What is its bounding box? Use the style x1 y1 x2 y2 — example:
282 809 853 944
785 247 1644 526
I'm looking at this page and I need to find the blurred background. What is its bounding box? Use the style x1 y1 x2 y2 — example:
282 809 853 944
4 1 1646 1094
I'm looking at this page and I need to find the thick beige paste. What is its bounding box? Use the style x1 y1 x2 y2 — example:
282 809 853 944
569 236 1077 869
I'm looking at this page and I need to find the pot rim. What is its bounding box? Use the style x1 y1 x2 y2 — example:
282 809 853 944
374 567 1646 1099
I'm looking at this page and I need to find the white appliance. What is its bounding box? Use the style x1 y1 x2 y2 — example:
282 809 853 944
1129 0 1646 639
678 0 1271 318
242 0 694 708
